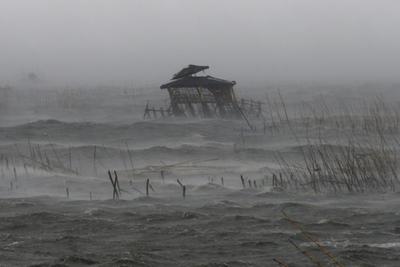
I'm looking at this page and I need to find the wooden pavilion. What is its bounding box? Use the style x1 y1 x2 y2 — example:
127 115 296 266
160 65 242 118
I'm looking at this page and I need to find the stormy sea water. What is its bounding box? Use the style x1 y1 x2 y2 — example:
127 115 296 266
0 118 399 267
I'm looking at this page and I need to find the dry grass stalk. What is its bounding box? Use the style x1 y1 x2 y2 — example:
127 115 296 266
282 210 344 267
272 258 289 267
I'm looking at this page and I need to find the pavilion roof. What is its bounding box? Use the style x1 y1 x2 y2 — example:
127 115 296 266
160 75 236 90
172 64 209 80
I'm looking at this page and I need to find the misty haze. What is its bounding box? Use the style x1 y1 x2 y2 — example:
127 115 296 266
1 1 400 266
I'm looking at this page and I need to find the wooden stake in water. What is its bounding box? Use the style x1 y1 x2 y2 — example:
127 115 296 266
177 179 186 199
146 178 150 197
114 170 121 196
66 187 69 199
160 170 165 184
240 175 245 188
24 163 29 177
107 170 119 200
13 167 17 181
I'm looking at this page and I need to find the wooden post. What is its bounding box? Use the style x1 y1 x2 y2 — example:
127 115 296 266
168 89 184 116
66 187 69 199
108 170 119 200
24 163 29 177
114 170 121 196
13 167 17 183
45 154 51 169
240 175 245 188
146 178 150 197
143 102 150 119
220 177 224 186
177 179 186 199
36 145 43 166
186 97 196 117
161 170 165 184
108 170 115 200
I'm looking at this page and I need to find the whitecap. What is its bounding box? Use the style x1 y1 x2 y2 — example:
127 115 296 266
368 242 400 248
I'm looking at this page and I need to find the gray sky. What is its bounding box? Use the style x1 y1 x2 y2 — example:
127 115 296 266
1 0 400 87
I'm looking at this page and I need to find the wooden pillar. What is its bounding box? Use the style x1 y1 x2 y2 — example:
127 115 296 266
186 95 196 117
168 88 184 116
197 88 212 118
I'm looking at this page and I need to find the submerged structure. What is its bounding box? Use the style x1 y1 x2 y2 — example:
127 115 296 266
160 65 242 118
144 65 263 124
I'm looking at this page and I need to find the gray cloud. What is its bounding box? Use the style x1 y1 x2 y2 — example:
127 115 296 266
1 0 400 87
